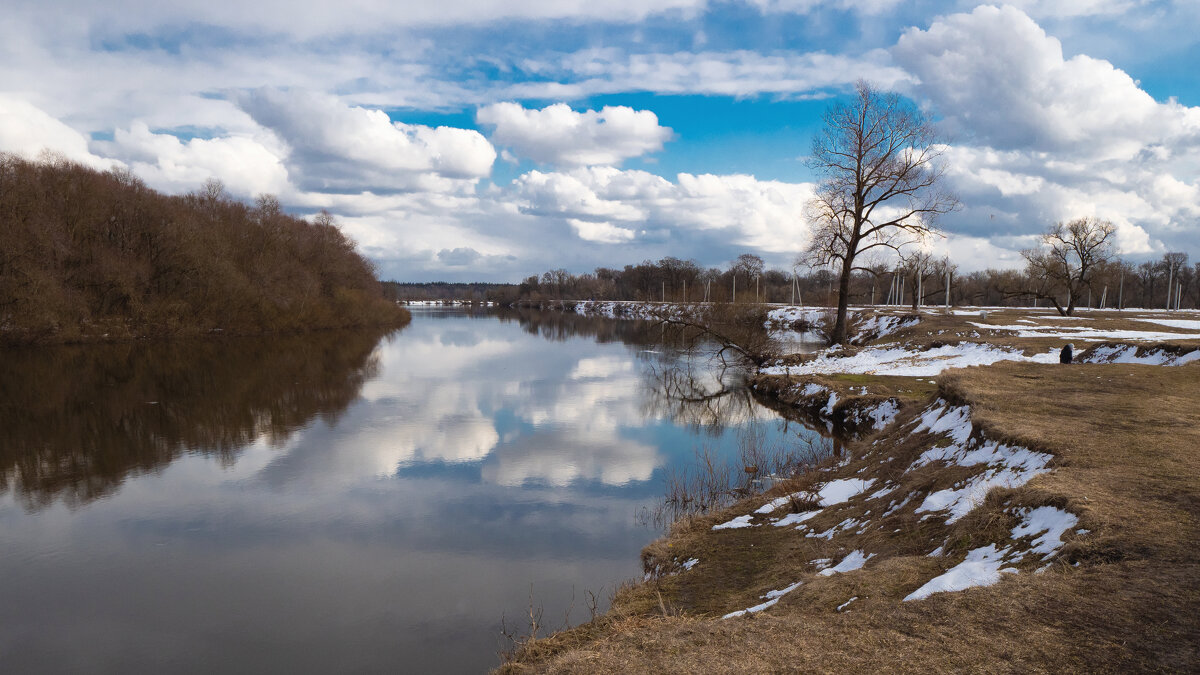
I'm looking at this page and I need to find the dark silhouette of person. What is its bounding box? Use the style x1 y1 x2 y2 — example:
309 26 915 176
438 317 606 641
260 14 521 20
1059 343 1073 364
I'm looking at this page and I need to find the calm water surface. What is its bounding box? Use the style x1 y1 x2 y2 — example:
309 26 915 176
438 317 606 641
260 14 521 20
0 308 829 673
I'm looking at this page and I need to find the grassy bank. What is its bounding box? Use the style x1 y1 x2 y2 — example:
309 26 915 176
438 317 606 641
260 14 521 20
500 312 1200 672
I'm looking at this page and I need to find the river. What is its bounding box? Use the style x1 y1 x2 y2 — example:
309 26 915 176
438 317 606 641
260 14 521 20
0 307 832 673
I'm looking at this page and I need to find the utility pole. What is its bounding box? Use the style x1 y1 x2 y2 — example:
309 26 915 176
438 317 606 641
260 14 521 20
1166 265 1174 311
732 276 736 303
945 269 951 309
1118 272 1124 310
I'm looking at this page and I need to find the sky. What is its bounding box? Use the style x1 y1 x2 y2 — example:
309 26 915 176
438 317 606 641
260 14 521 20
2 1 1198 282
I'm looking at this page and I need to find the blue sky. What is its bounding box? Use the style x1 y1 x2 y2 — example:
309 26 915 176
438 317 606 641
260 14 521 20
2 1 1198 281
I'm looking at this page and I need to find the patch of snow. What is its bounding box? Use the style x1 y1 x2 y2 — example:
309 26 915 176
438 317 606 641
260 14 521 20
927 546 945 557
911 402 973 447
968 322 1200 342
868 399 901 430
773 510 823 527
755 495 794 514
867 484 896 501
799 382 826 397
836 596 858 612
883 492 916 517
681 558 699 571
722 581 803 619
818 550 874 576
761 343 1062 378
815 478 875 506
1131 318 1200 330
907 403 1054 524
1083 344 1199 366
1011 506 1079 559
712 515 757 530
822 391 839 416
903 544 1016 601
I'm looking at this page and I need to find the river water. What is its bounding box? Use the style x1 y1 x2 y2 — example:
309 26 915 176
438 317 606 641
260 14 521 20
0 307 830 673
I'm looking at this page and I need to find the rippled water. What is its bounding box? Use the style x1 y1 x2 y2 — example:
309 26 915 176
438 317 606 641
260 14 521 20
0 308 831 673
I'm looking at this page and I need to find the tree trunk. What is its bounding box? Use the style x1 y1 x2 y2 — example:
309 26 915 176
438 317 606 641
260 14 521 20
831 261 853 344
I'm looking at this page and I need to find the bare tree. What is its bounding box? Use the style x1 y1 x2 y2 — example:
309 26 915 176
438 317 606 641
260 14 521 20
1020 217 1116 316
805 80 958 344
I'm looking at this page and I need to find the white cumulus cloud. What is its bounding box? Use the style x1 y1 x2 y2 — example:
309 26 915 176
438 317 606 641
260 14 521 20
477 102 673 167
237 88 496 193
0 94 115 169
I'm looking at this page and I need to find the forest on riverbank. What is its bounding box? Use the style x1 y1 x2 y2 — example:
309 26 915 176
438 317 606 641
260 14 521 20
0 154 408 344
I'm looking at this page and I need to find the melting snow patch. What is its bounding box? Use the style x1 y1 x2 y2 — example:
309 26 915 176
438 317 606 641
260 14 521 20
903 544 1016 601
1011 506 1078 559
868 399 901 430
760 343 1061 378
1083 344 1200 366
755 495 794 514
818 550 874 576
773 510 823 527
836 596 858 612
822 391 839 416
722 581 804 619
681 558 699 571
713 515 757 530
907 402 1054 523
912 402 973 447
815 478 875 506
1132 318 1200 330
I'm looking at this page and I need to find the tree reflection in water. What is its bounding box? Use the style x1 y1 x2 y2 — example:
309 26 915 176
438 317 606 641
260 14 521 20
0 329 395 511
630 323 840 528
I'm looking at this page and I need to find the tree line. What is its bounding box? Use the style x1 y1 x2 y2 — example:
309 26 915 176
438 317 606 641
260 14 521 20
499 249 1195 312
0 153 408 344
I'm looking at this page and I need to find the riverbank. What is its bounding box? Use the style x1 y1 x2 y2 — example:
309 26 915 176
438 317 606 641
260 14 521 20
498 309 1200 672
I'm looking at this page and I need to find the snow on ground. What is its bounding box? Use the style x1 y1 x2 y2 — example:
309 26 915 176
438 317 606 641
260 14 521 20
722 581 804 619
854 314 920 342
1082 345 1200 365
1132 318 1200 330
836 596 858 611
712 514 757 530
905 504 1080 601
867 399 901 430
681 558 700 571
767 307 832 326
773 510 823 527
817 550 874 576
901 401 1055 524
1011 507 1078 559
969 322 1200 342
903 544 1016 601
816 478 875 506
761 343 1060 378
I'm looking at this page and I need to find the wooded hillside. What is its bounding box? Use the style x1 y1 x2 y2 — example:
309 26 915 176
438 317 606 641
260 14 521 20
0 153 408 343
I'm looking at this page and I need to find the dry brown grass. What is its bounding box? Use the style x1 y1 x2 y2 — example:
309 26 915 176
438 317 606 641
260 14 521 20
855 307 1200 354
499 361 1200 674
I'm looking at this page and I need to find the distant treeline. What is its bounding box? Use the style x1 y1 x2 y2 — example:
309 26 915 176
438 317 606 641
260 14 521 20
382 281 515 302
499 253 1198 310
0 154 408 343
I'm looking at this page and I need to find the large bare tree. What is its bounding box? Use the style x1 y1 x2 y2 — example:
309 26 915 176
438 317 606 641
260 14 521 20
1020 216 1116 316
805 81 958 344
